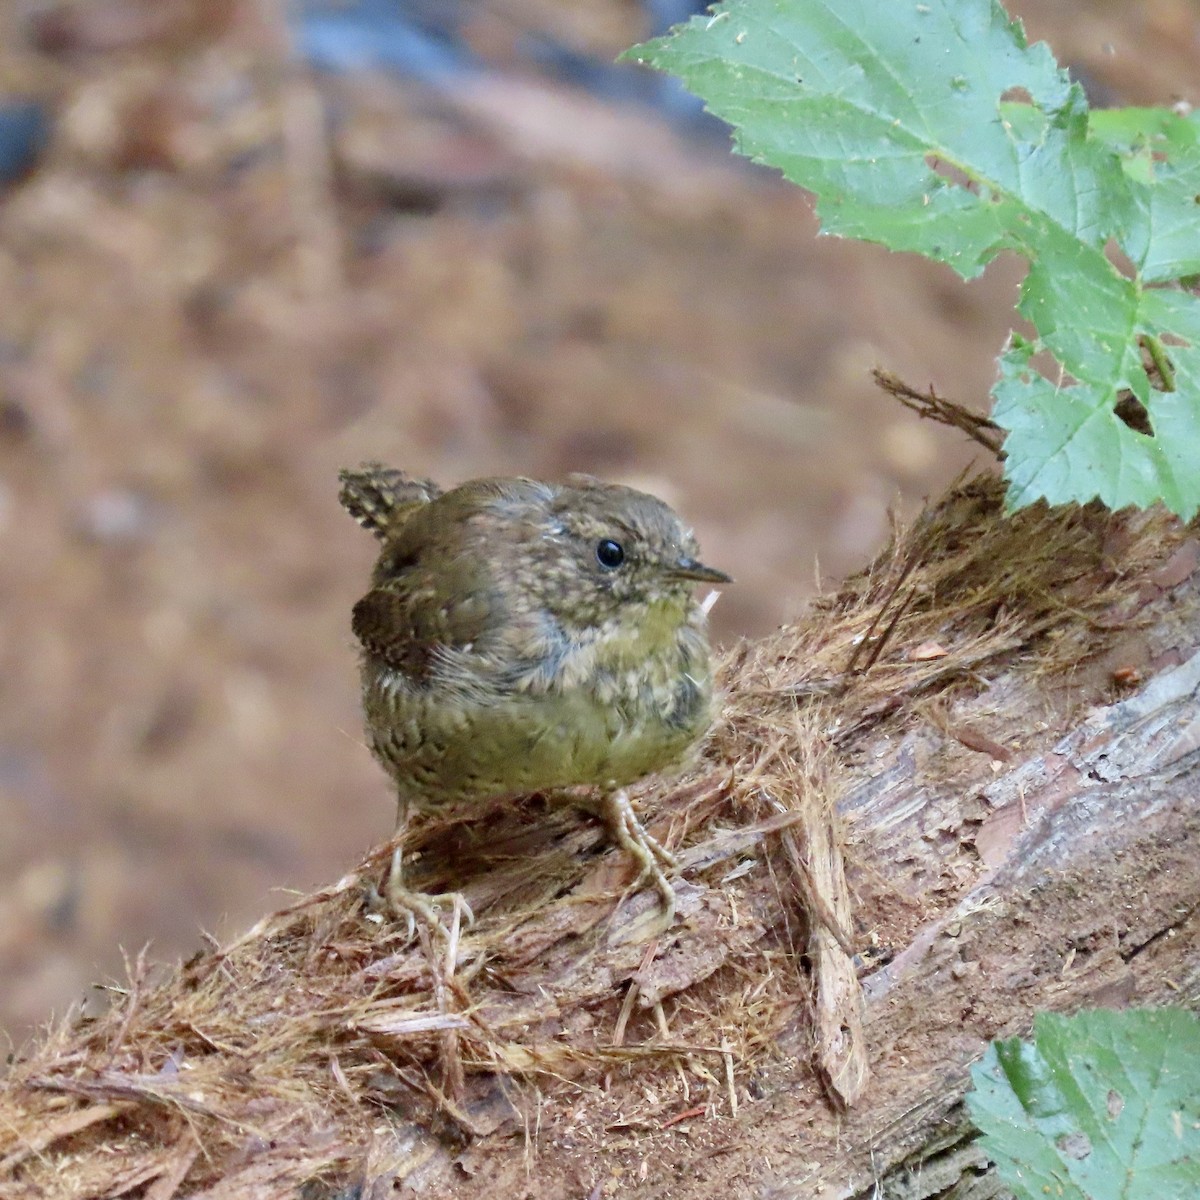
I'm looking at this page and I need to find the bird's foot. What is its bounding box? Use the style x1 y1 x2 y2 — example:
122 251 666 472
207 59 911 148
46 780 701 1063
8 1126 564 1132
602 788 679 933
364 845 474 945
385 879 475 946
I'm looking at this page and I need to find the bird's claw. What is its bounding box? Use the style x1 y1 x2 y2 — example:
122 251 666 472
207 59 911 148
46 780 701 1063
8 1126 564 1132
386 882 475 945
603 788 679 932
364 843 474 945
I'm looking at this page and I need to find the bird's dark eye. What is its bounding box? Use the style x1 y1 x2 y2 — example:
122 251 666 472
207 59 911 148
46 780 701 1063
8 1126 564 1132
596 538 625 569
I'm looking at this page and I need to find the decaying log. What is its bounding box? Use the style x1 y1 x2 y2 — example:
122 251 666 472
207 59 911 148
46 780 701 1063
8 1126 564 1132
1 473 1198 1199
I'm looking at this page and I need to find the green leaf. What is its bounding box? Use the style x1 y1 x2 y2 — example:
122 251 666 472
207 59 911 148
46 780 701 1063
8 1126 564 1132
626 0 1200 519
995 296 1200 516
967 1009 1200 1200
1090 108 1200 281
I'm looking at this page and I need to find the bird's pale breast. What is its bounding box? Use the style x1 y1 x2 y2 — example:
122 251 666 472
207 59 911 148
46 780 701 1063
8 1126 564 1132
362 609 714 807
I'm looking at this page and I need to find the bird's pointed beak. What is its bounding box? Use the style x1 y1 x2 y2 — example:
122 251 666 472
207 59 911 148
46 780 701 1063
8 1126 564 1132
667 557 733 585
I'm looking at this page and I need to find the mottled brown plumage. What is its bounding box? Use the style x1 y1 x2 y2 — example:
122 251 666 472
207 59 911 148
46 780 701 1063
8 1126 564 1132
339 463 731 933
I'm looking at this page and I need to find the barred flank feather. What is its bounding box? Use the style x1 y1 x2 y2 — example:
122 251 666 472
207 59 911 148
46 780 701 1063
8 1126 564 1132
337 463 441 539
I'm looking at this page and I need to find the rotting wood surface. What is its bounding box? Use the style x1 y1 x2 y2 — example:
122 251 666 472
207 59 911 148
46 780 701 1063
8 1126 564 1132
1 475 1198 1200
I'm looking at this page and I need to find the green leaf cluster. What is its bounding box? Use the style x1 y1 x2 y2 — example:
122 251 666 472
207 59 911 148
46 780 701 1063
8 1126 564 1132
627 0 1200 518
968 1009 1200 1199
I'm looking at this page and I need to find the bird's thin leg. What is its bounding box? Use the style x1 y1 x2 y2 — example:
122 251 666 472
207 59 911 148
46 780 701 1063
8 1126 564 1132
383 795 475 941
601 788 678 930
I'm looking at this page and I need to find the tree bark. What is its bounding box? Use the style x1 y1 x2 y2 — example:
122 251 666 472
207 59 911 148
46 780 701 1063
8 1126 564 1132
2 476 1197 1200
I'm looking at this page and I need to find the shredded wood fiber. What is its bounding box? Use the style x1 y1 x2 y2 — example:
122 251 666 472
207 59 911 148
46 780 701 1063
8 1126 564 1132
0 474 1188 1198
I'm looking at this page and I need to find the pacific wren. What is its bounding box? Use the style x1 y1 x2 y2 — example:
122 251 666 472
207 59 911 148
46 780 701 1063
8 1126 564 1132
339 464 730 935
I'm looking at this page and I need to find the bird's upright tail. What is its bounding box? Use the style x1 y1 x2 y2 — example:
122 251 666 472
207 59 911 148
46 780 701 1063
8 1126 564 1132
337 463 442 539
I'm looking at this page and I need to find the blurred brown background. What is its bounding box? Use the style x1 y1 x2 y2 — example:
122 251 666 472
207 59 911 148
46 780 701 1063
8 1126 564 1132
0 0 1194 1040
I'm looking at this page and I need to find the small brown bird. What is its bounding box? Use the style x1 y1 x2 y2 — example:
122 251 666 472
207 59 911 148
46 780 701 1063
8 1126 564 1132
339 464 731 935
